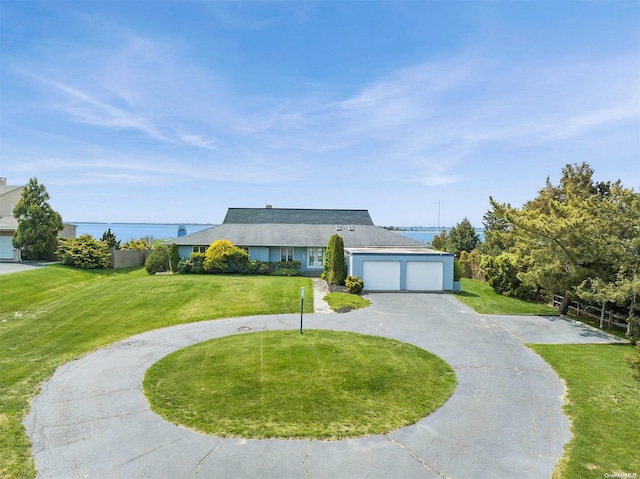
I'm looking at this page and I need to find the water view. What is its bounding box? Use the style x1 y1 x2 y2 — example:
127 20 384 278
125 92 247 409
72 223 215 243
71 223 483 245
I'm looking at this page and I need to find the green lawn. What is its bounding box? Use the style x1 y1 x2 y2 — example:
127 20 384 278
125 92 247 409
144 330 456 440
456 279 638 478
457 278 559 315
0 265 313 479
529 344 640 479
323 292 371 312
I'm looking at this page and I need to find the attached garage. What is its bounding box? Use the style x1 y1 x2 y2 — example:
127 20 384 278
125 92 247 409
363 261 401 291
346 247 454 292
406 261 443 291
0 236 14 260
0 230 18 261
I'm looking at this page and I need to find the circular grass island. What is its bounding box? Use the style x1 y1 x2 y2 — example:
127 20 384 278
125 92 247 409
143 330 456 440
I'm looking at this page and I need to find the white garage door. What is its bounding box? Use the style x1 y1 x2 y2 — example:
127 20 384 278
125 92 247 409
406 261 443 291
363 261 401 291
0 237 15 260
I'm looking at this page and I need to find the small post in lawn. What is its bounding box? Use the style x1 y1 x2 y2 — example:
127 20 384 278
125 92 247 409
300 287 305 334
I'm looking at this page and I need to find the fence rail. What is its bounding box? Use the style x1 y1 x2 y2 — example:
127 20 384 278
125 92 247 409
552 295 629 330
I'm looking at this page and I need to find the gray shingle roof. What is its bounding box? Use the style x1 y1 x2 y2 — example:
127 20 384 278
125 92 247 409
172 223 429 248
223 208 374 225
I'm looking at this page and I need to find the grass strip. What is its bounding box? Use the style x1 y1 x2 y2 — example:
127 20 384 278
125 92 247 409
323 292 371 312
529 344 639 479
144 330 456 439
458 278 558 315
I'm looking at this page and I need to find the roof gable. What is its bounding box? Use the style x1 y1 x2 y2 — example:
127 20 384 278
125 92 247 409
223 208 374 225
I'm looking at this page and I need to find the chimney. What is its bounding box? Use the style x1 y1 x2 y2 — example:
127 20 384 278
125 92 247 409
266 204 272 209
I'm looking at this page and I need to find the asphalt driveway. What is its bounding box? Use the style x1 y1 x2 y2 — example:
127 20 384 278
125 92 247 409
0 262 45 274
25 293 624 479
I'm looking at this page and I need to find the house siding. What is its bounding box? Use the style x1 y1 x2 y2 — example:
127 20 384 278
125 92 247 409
249 246 269 262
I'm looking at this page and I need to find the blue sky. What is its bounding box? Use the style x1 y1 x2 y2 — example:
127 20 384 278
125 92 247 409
1 1 638 227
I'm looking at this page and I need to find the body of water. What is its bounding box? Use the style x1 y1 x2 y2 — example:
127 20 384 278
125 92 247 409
71 223 484 245
71 223 215 243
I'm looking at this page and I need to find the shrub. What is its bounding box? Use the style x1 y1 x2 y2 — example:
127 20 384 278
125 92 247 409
203 239 249 273
121 238 150 250
271 267 301 276
176 259 191 274
453 260 466 282
345 275 364 294
168 243 180 273
145 245 170 274
258 262 273 275
57 234 111 269
189 252 206 273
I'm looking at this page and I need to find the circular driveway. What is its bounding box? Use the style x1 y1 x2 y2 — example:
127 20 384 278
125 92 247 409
24 293 623 478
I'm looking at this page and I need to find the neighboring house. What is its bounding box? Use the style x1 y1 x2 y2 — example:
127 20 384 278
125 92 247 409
0 177 76 262
172 206 454 291
0 178 23 261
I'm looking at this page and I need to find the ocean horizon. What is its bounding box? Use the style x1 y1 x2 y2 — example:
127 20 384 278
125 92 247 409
70 223 484 245
71 223 216 243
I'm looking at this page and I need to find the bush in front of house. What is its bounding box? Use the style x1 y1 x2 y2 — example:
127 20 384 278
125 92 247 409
175 252 205 274
168 243 180 273
345 275 364 294
145 245 170 274
271 267 301 276
204 239 249 273
57 234 111 269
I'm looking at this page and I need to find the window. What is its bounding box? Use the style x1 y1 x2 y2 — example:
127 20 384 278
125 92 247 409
280 247 294 262
193 246 207 254
308 247 324 268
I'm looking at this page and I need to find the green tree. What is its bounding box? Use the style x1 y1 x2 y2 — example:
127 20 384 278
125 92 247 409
326 234 346 286
101 228 121 249
446 218 480 258
431 230 447 251
57 235 111 269
480 206 514 256
575 184 640 339
12 177 63 260
488 162 634 314
203 239 249 273
168 243 180 273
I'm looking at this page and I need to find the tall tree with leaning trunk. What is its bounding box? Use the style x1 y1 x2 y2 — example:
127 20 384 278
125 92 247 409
488 163 638 316
12 177 63 260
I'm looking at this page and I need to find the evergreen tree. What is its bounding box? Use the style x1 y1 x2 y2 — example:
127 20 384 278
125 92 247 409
101 228 121 249
446 218 480 258
328 234 346 286
323 234 346 285
168 243 180 273
431 230 448 251
12 177 63 260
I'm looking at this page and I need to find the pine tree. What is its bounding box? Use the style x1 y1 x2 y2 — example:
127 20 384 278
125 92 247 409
12 178 63 260
101 228 121 249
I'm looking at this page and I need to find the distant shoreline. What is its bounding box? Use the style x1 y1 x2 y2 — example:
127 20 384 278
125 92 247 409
69 222 217 226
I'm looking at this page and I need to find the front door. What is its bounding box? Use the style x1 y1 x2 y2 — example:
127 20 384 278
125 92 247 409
307 247 324 270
